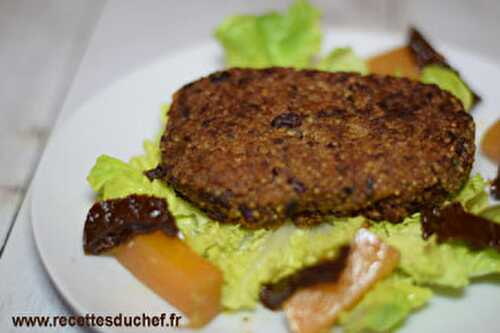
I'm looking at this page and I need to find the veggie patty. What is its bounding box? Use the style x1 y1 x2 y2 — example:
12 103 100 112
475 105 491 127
159 67 475 228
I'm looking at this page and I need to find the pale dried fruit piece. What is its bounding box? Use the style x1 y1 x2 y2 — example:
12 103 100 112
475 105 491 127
481 120 500 163
284 228 400 333
112 231 223 328
367 47 420 79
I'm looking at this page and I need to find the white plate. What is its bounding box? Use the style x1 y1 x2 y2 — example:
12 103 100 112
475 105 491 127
31 29 500 333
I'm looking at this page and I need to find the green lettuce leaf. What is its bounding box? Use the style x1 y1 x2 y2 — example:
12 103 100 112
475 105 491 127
480 205 500 223
214 0 321 68
421 64 473 111
339 274 432 333
318 47 368 74
369 175 500 288
453 173 489 213
371 216 500 288
87 155 160 199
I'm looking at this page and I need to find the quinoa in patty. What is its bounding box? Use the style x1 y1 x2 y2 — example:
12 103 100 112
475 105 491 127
158 67 475 228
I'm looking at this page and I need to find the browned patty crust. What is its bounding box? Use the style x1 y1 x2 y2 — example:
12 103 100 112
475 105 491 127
160 68 475 228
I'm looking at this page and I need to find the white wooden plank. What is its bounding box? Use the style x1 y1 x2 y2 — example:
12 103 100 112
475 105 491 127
0 188 22 251
0 0 104 250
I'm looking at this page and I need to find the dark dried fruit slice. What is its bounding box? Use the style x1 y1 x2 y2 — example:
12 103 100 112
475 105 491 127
260 246 350 310
492 167 500 200
144 165 167 181
422 202 500 250
408 27 481 108
83 194 178 254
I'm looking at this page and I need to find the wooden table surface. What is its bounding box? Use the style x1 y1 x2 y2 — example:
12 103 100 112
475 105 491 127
1 0 499 331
